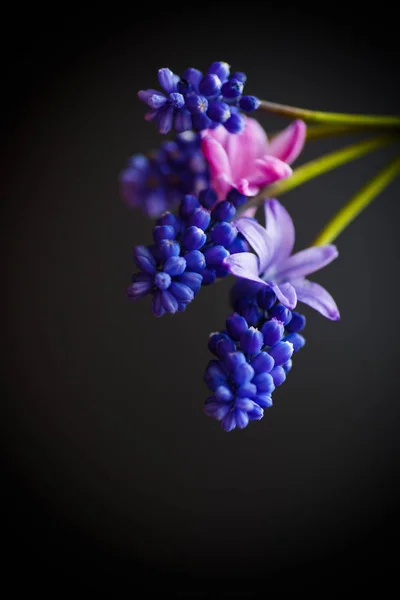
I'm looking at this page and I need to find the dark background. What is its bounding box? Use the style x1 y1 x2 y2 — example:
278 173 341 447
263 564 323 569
2 3 400 592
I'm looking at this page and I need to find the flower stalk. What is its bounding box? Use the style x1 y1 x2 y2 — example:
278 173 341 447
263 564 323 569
237 135 397 217
313 155 400 245
259 100 400 130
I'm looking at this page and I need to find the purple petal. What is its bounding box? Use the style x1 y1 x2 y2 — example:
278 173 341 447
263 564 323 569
223 252 267 285
269 282 297 309
277 245 338 281
235 217 273 274
264 199 295 265
267 120 307 164
158 68 177 94
157 105 174 134
292 278 340 320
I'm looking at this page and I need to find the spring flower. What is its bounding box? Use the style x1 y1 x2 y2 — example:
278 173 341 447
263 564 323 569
138 62 260 134
224 199 340 320
204 294 306 431
120 132 209 218
201 117 306 200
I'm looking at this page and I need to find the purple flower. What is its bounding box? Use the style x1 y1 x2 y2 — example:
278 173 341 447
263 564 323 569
223 199 340 320
138 68 188 134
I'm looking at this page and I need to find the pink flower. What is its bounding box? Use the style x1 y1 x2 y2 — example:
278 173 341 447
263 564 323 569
201 117 306 201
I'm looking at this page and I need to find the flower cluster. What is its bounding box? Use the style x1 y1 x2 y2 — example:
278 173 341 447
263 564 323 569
120 132 209 218
127 187 251 315
138 61 260 134
204 284 306 431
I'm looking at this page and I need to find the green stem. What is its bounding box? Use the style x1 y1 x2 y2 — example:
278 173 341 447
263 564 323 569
305 124 370 140
313 155 400 246
259 100 400 130
236 135 396 217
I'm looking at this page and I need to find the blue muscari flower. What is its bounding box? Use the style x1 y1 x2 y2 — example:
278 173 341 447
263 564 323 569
128 186 251 315
204 281 306 431
138 61 260 134
120 132 210 218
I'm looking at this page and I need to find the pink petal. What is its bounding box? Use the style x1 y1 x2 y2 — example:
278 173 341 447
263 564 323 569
268 120 307 164
264 199 295 264
201 136 233 200
292 278 340 320
223 117 269 181
269 282 297 309
250 156 292 187
235 217 273 274
223 253 266 285
277 245 339 281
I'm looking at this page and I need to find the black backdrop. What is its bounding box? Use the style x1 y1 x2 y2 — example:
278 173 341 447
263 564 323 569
2 3 400 592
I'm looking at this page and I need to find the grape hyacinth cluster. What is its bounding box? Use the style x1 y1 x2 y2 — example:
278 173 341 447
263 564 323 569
120 132 210 218
127 187 251 315
204 282 306 431
138 61 260 135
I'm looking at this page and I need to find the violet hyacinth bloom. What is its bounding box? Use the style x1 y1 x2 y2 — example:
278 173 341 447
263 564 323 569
201 117 307 201
224 199 340 320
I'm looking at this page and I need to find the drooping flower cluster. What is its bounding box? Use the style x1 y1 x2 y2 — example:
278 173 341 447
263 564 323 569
120 132 210 218
138 61 260 134
204 284 306 431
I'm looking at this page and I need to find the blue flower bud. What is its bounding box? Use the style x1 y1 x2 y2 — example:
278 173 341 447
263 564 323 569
199 188 217 209
211 221 238 246
184 249 206 272
270 366 286 387
284 333 306 352
224 350 246 372
188 207 211 230
235 408 249 429
230 71 247 83
283 359 292 374
133 245 156 274
174 108 192 133
214 264 230 278
169 281 194 303
221 78 244 99
177 271 203 294
226 188 248 207
253 394 273 408
221 410 236 432
182 226 207 251
240 327 264 354
168 92 185 109
185 94 209 114
239 95 260 112
154 272 171 290
157 212 181 236
215 337 237 359
158 239 180 260
163 256 187 276
253 372 275 394
153 224 175 244
268 341 294 366
152 290 165 317
232 361 255 386
208 332 232 356
179 194 200 219
181 68 203 90
127 273 153 300
226 313 248 340
207 61 230 82
227 236 249 255
240 304 263 327
203 245 230 267
251 351 274 374
261 318 285 347
237 383 257 398
161 289 179 313
211 200 236 222
224 113 245 134
215 385 233 402
248 404 264 420
201 268 216 285
207 101 231 123
270 304 292 325
199 73 222 97
285 312 306 333
204 400 231 421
